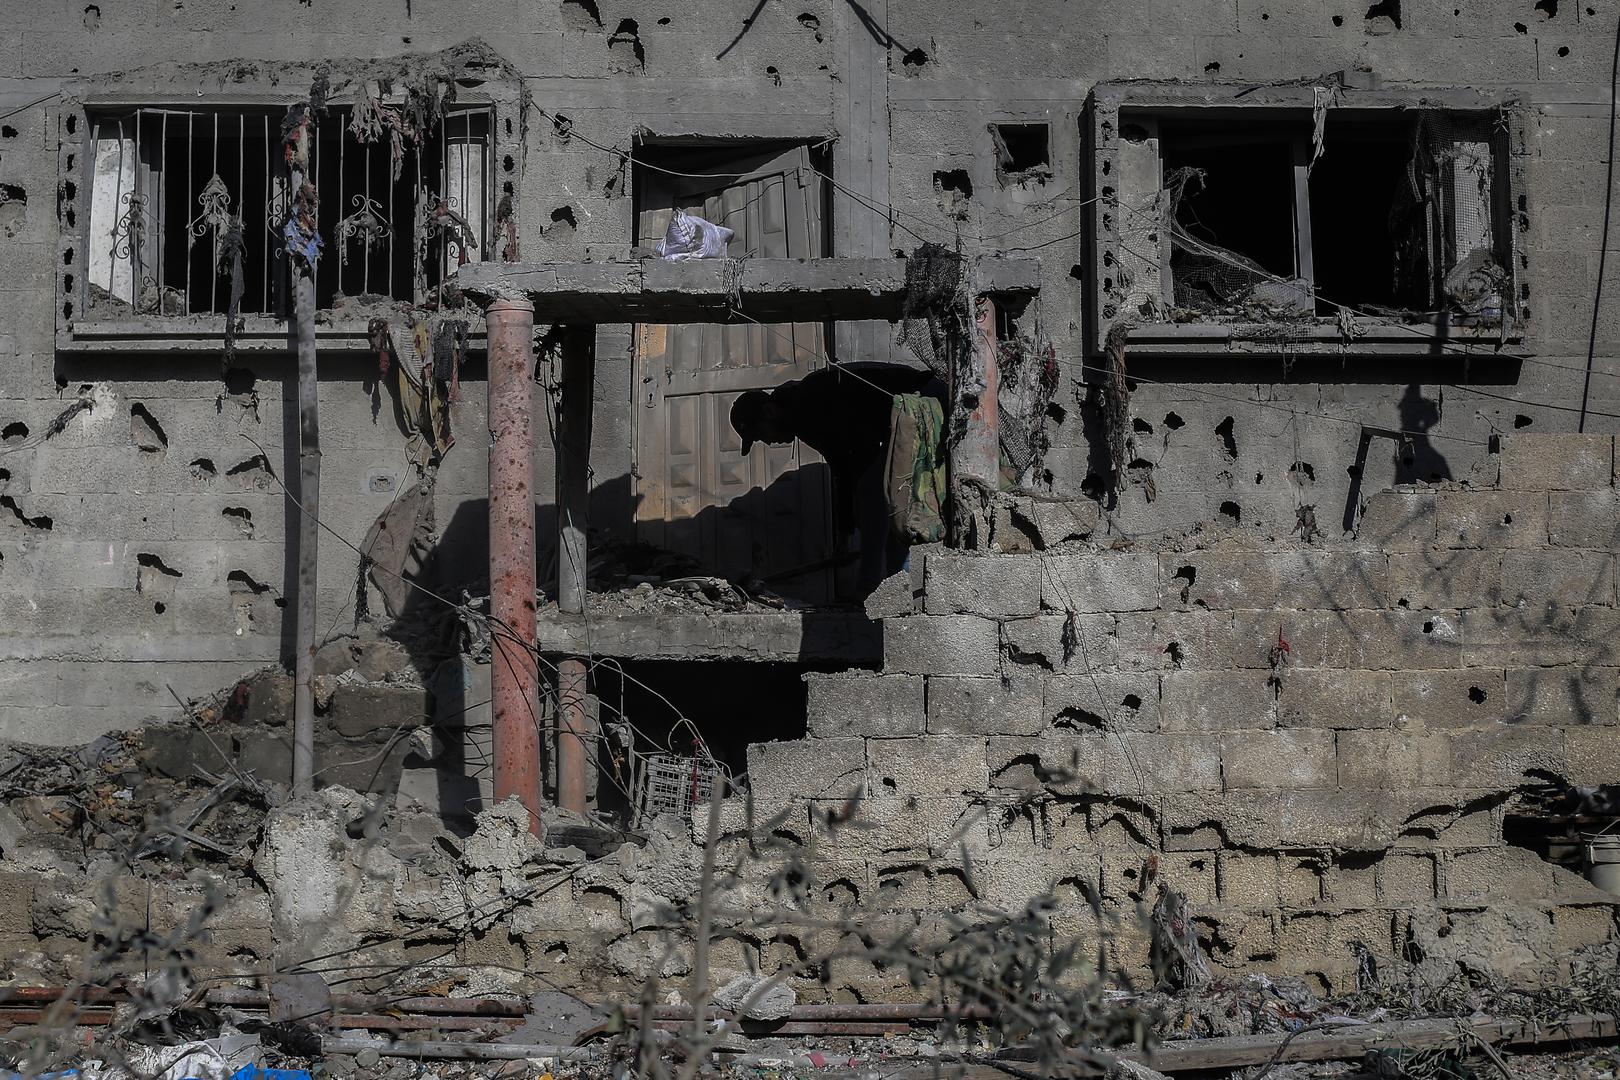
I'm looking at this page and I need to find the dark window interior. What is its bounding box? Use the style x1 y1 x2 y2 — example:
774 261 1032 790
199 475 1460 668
1309 118 1418 312
1160 122 1299 283
589 660 819 821
993 123 1051 183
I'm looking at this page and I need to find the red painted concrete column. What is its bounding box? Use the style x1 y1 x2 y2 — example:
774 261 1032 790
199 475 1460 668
485 298 542 837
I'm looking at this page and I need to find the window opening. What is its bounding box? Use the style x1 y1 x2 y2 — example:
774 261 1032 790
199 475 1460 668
1308 119 1414 310
992 123 1052 186
1103 97 1511 338
83 104 491 318
1159 119 1305 314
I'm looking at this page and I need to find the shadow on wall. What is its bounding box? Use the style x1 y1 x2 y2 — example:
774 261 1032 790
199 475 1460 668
391 460 854 682
1341 384 1453 530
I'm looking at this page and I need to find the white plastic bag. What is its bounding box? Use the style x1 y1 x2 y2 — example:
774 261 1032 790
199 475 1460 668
654 208 734 260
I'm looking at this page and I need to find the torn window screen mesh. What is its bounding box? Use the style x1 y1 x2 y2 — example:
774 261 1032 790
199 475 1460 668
84 106 491 317
1110 109 1503 323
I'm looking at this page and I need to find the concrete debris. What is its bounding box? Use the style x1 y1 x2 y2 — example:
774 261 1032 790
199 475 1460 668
711 974 797 1021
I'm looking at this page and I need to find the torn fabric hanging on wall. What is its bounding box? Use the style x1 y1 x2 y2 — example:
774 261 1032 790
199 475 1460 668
377 318 460 469
219 218 245 368
360 477 436 618
997 333 1059 486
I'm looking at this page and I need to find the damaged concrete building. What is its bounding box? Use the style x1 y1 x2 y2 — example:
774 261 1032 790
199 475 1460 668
2 0 1620 1047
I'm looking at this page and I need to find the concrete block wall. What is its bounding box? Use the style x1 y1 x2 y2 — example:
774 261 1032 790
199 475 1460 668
773 435 1620 992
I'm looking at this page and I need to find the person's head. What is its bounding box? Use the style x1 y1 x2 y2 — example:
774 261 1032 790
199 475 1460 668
730 389 793 453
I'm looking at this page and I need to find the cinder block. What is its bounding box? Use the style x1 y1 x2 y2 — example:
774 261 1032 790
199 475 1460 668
926 673 1044 735
806 673 925 738
1115 609 1251 671
1276 909 1394 970
1565 725 1620 785
1452 727 1569 786
1219 852 1280 906
1103 732 1221 793
1553 905 1618 956
1159 851 1217 903
1378 852 1437 902
1445 847 1553 902
923 553 1041 617
1356 490 1437 551
1276 669 1392 729
1279 856 1323 905
1462 605 1620 667
1160 670 1275 731
987 732 1105 794
1169 550 1386 611
867 736 988 796
1346 609 1464 670
1221 729 1335 790
1038 553 1159 613
746 738 867 802
1323 856 1378 905
1392 668 1505 727
881 614 1001 675
1501 550 1617 607
1338 730 1452 789
1043 672 1161 732
1549 490 1620 548
1505 666 1619 725
1498 432 1613 491
1386 550 1502 609
1434 489 1548 549
1001 613 1120 672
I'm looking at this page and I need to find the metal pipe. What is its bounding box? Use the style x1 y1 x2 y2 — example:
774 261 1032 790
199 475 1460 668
290 158 319 797
321 1038 594 1062
486 298 542 837
556 326 595 814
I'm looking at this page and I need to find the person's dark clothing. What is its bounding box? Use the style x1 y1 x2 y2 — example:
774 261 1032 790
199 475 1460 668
762 364 939 529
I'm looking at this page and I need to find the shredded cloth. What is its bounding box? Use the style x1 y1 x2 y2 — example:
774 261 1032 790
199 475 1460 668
380 320 458 469
218 217 246 368
897 242 968 381
1151 883 1213 992
997 333 1059 485
283 182 322 272
360 478 436 619
654 208 734 260
1101 323 1131 503
885 393 946 545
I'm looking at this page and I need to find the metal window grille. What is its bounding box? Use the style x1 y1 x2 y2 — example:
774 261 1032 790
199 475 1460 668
83 104 493 318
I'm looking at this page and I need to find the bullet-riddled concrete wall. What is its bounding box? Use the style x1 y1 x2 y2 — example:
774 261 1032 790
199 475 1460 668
775 433 1620 989
2 0 1619 744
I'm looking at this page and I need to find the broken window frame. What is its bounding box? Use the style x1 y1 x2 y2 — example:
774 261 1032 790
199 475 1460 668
1085 81 1528 357
56 83 524 354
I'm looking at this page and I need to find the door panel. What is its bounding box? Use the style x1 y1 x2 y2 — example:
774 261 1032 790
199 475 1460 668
634 146 834 602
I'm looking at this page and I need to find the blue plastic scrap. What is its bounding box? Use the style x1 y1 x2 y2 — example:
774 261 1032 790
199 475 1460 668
230 1067 313 1080
283 217 324 271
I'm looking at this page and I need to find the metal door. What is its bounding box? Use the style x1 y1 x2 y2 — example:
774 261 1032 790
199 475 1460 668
634 145 834 602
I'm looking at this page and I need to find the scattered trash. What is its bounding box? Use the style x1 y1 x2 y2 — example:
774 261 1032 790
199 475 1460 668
654 209 734 260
